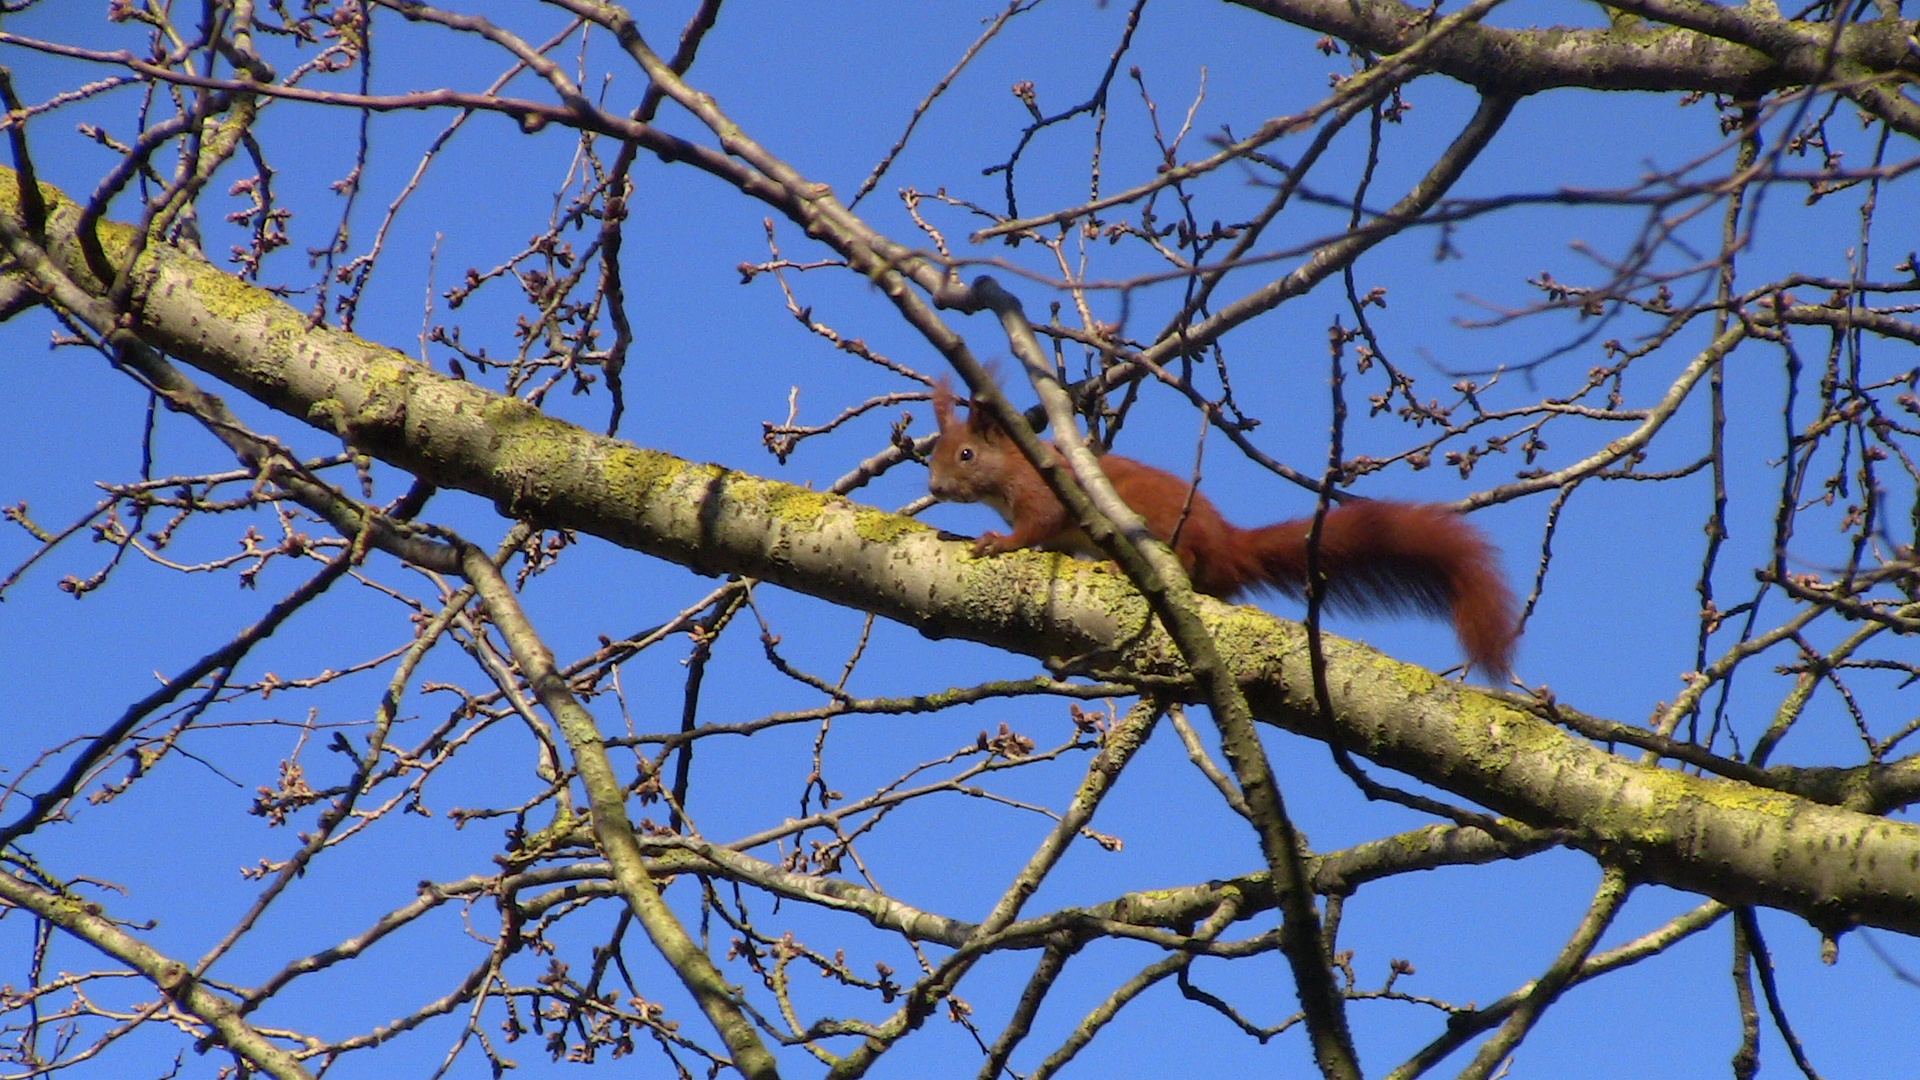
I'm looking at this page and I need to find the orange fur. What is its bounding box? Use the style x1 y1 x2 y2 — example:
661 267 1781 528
927 379 1518 679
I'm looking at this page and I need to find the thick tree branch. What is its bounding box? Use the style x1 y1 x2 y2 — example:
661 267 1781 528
1229 0 1920 115
8 168 1920 937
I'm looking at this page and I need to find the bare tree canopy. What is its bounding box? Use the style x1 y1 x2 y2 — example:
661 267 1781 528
1 3 1916 1079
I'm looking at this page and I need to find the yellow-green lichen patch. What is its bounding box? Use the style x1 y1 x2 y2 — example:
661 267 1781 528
477 400 606 510
480 394 546 429
1388 827 1441 857
756 479 835 526
346 355 419 431
515 805 581 860
307 397 348 434
0 168 33 213
1620 766 1707 825
1384 656 1449 698
1038 553 1146 610
59 214 145 279
186 257 297 323
1204 602 1304 662
851 504 928 545
949 548 1073 604
489 416 588 475
1461 702 1566 774
0 169 81 237
1584 753 1815 855
1680 771 1803 819
602 444 723 504
2 166 143 283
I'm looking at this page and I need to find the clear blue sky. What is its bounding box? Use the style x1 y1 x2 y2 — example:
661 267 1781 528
2 1 1915 1077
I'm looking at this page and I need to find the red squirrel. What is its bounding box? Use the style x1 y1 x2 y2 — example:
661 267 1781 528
926 379 1519 679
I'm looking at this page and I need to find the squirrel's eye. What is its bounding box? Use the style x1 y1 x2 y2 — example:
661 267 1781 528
959 448 974 463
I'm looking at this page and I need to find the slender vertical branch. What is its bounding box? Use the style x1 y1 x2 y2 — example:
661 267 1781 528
459 544 782 1080
967 276 1361 1080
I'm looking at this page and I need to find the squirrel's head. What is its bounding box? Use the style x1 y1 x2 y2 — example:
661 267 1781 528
927 378 1008 504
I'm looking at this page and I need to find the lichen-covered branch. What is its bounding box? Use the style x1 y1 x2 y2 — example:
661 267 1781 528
6 167 1920 937
0 871 316 1080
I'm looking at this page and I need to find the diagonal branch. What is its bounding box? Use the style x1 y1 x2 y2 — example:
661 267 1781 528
0 871 316 1080
8 168 1920 937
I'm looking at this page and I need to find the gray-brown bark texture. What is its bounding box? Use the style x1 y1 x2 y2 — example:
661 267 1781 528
9 166 1918 937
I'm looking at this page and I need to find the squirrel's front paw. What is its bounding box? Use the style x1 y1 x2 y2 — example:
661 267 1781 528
970 532 1016 556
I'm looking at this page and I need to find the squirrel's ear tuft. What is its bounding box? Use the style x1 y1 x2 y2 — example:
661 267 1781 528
933 372 1008 437
970 363 1018 437
932 378 958 430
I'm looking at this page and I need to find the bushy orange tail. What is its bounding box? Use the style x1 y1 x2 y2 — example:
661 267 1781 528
1240 500 1517 680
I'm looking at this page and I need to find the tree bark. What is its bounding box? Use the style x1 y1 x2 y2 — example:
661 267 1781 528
7 166 1918 937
